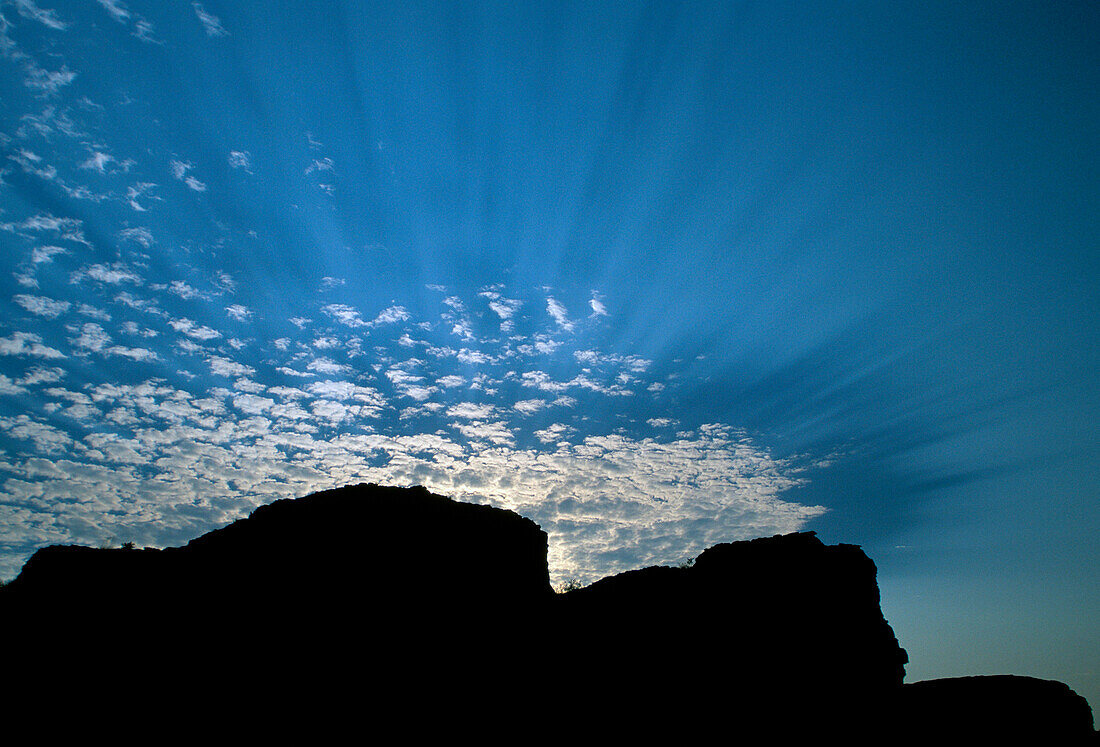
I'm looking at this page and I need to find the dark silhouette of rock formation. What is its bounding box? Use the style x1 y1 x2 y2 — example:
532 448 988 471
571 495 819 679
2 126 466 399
1 483 1095 742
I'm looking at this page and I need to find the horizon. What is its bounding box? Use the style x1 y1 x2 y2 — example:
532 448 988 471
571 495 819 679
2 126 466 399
0 0 1096 713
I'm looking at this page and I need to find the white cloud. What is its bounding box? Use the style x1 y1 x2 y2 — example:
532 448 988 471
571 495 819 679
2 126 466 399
168 280 210 301
534 422 575 444
307 380 385 408
0 374 28 395
547 297 574 331
480 291 522 323
228 151 251 170
17 366 65 386
95 0 129 23
192 2 228 37
119 227 155 247
457 348 492 365
449 420 515 447
372 305 410 326
233 393 275 416
276 366 313 378
72 263 142 285
168 318 221 340
77 304 110 321
322 303 367 328
79 150 114 173
0 332 65 358
0 414 73 452
69 322 110 352
126 183 156 211
306 357 352 376
589 297 608 317
170 160 207 191
305 157 335 175
169 160 191 180
13 294 70 319
447 402 497 420
513 399 547 416
226 304 252 322
13 0 68 29
105 345 157 362
209 355 255 378
30 245 67 264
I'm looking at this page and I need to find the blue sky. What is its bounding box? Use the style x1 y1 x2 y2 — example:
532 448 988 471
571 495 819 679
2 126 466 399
1 0 1097 709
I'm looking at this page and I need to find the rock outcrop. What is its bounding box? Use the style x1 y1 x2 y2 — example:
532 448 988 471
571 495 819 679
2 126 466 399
1 482 1094 742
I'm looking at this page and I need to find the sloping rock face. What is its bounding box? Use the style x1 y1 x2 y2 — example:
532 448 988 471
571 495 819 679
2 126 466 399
898 675 1098 743
554 531 910 736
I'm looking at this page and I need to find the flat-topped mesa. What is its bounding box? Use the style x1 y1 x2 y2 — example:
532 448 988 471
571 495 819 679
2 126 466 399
3 483 553 623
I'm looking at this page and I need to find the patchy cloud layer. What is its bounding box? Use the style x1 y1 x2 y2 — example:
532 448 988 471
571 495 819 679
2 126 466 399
0 253 827 582
0 277 825 583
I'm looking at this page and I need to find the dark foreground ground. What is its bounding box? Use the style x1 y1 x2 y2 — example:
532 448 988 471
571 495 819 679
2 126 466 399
2 483 1095 742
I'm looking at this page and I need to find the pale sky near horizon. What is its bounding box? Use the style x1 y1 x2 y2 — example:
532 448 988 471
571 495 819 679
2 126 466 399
1 0 1097 713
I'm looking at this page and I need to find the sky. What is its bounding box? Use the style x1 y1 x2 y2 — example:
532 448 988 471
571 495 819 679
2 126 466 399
1 0 1097 711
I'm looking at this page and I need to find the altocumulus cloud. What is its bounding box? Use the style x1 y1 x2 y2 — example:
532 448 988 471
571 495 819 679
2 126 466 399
0 277 826 584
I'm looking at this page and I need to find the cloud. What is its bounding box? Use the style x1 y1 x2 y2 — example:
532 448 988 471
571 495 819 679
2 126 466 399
30 245 67 264
322 303 367 328
192 2 228 37
547 297 574 331
119 227 155 247
480 291 522 324
20 59 76 95
0 414 73 452
168 318 221 340
168 281 211 301
0 332 65 358
447 402 497 420
226 304 252 322
306 357 352 376
95 0 130 23
170 160 206 191
69 323 110 352
228 151 251 170
126 183 156 211
13 294 70 319
372 305 410 326
17 366 65 386
513 399 548 416
209 355 255 378
79 150 114 173
12 0 68 30
72 263 142 285
589 297 608 317
0 374 28 395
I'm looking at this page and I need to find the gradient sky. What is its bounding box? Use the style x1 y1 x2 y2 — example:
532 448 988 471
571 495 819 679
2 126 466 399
1 0 1097 710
